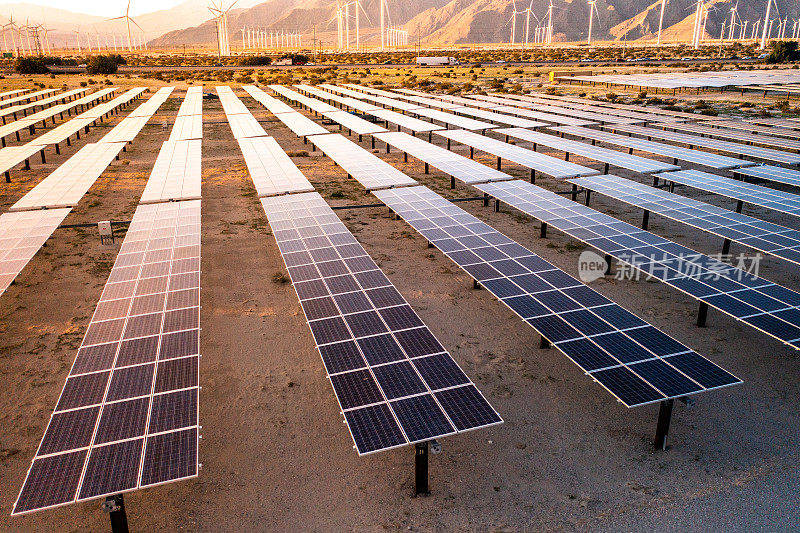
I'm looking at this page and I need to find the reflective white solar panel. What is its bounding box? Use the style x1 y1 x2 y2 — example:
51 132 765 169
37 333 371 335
276 111 330 137
520 92 707 121
436 129 598 179
569 174 800 266
0 89 59 118
30 117 97 146
237 136 315 196
227 112 268 139
747 117 800 130
610 124 800 165
243 85 295 114
411 107 496 131
140 140 202 204
127 87 175 118
478 96 641 125
496 127 681 174
370 108 444 133
100 116 154 144
0 88 29 100
174 87 203 117
310 134 418 190
0 144 47 175
269 85 338 113
374 131 512 184
217 85 251 116
653 121 800 151
81 88 147 119
169 114 203 141
0 208 71 296
10 142 127 211
655 169 800 219
13 199 201 515
554 126 754 170
734 165 800 188
709 119 800 139
322 110 388 136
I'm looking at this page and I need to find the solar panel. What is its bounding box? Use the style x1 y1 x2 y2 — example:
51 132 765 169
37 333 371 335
227 112 268 139
0 88 30 101
12 199 201 515
259 191 501 454
0 144 48 177
173 87 203 117
127 87 175 118
369 107 445 133
269 85 339 113
371 95 425 112
733 165 800 188
435 129 599 179
3 88 90 127
237 136 315 196
568 174 800 265
28 116 97 146
9 142 127 211
475 179 800 350
385 92 464 110
322 110 388 136
410 106 496 131
275 111 331 138
654 169 800 219
482 104 597 127
309 134 417 190
216 85 252 116
554 126 755 170
496 127 681 174
521 92 709 121
373 186 740 406
140 140 202 204
243 85 296 114
374 131 513 184
707 119 800 139
81 88 147 120
608 123 800 165
0 208 71 296
473 96 642 125
513 95 679 124
658 122 800 151
747 117 800 130
0 89 60 119
169 114 203 141
100 116 155 144
298 84 384 112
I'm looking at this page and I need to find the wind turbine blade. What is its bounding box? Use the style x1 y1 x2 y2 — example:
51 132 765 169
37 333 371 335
129 17 144 32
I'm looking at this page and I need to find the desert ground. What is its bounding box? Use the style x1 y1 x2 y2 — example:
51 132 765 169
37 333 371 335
0 70 798 532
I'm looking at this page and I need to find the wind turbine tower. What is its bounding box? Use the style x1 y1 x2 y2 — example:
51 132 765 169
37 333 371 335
587 0 599 45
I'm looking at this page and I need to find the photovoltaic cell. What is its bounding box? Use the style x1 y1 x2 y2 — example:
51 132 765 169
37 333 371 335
373 185 741 406
476 179 800 351
13 200 201 515
259 192 501 454
568 174 800 265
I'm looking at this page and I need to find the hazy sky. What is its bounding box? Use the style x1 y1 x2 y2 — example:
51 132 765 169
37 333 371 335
0 1 185 17
0 0 257 18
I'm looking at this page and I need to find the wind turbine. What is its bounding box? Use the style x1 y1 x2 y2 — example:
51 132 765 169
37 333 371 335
546 0 554 44
107 0 143 52
760 0 779 49
587 0 599 45
523 0 537 48
727 3 738 41
656 0 668 45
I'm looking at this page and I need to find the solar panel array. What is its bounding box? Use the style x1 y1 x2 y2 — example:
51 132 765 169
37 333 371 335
168 88 204 142
217 85 252 116
496 127 681 174
655 169 800 219
243 85 296 114
374 131 513 184
308 133 418 190
470 95 643 126
373 186 741 406
409 106 497 131
0 89 59 119
656 121 800 152
608 123 800 165
436 129 599 179
523 92 707 121
238 136 315 196
321 110 388 136
507 94 678 124
81 88 147 120
0 209 71 295
9 142 127 211
708 120 800 139
0 88 89 133
127 87 175 118
140 140 202 204
553 126 754 170
568 174 800 265
12 200 201 515
734 165 800 188
13 89 203 515
261 192 502 453
227 112 268 139
269 85 339 114
475 179 800 350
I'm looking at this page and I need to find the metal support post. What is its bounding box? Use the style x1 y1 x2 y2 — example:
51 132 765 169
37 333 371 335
653 399 674 451
641 209 650 230
102 494 129 533
697 302 709 327
415 442 430 496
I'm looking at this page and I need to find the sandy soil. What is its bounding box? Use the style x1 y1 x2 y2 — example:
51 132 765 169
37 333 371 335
0 80 798 532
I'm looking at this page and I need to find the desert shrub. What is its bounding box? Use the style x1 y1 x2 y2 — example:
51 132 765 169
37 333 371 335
238 56 272 66
87 54 126 75
766 41 800 63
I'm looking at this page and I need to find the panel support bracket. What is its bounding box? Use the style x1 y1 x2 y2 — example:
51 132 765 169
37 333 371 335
653 399 674 451
415 441 430 496
102 494 129 533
